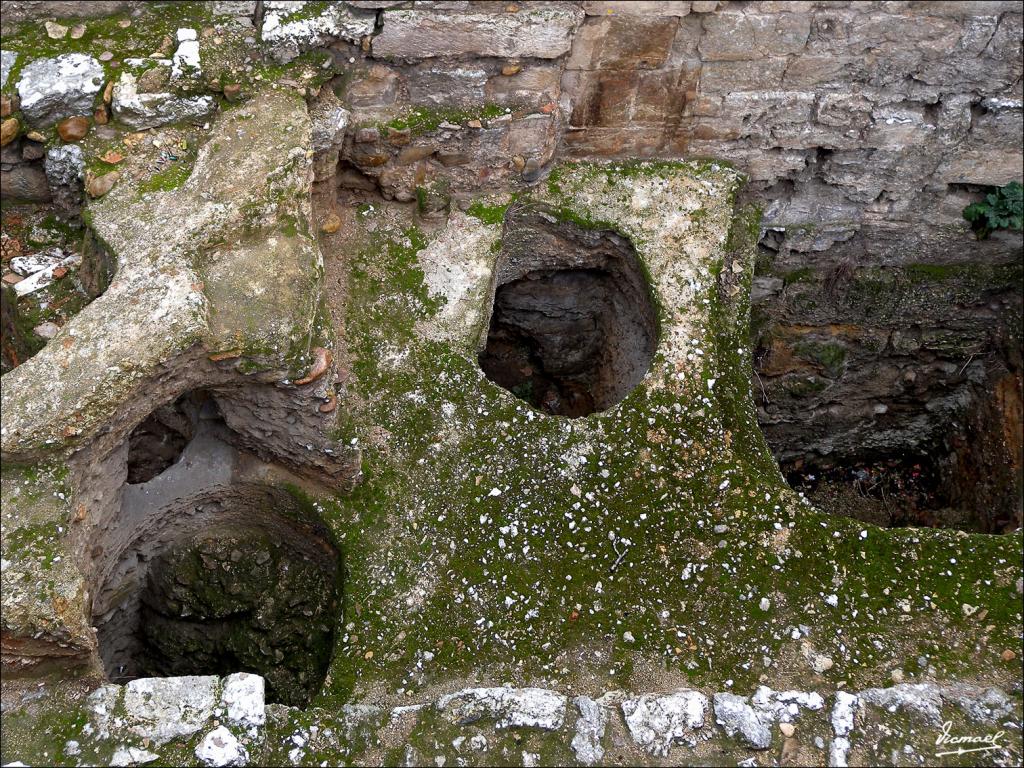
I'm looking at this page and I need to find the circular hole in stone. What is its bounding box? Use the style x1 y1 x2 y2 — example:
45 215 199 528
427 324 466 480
94 484 341 707
91 393 341 707
478 204 658 417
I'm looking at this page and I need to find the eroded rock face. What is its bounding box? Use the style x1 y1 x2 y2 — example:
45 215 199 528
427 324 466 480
15 53 104 128
0 86 342 469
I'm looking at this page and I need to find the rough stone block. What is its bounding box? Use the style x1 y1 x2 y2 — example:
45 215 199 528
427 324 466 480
373 7 583 60
633 66 695 124
699 12 811 61
261 1 375 63
1 50 17 89
937 148 1024 186
406 65 488 107
485 64 561 108
562 126 667 157
221 672 266 728
567 16 680 71
111 71 217 130
782 54 867 88
436 687 567 731
727 148 810 182
565 70 638 128
903 1 1022 17
622 690 709 756
212 1 255 16
699 58 788 91
862 105 935 149
721 90 815 125
667 14 704 60
123 676 220 745
15 53 104 128
582 1 691 15
345 64 400 109
507 114 557 164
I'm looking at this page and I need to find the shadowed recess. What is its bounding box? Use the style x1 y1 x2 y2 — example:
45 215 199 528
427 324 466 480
479 205 658 418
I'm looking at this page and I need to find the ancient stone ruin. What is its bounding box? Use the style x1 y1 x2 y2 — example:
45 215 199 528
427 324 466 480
0 1 1021 767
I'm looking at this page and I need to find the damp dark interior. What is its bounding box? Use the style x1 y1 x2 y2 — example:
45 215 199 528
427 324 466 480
92 391 341 707
751 228 1023 534
478 205 658 418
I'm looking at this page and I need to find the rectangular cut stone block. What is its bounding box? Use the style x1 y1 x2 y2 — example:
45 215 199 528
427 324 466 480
406 65 488 107
699 58 787 91
583 1 691 16
565 70 636 128
862 105 935 149
721 90 816 125
806 10 962 57
902 1 1023 16
486 64 561 108
633 66 696 123
373 8 583 60
212 1 255 15
562 126 667 157
699 12 810 61
123 676 219 745
345 64 400 109
782 55 867 88
567 16 679 70
938 149 1024 186
507 114 558 164
727 148 810 182
668 14 704 60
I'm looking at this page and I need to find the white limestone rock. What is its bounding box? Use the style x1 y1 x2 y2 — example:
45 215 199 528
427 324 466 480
436 687 567 731
1 50 17 88
221 673 266 728
829 691 859 768
713 692 771 750
111 71 217 130
195 726 248 767
261 1 376 63
858 683 943 724
310 95 351 152
570 696 607 765
750 686 825 722
110 746 161 766
172 28 201 78
16 53 105 128
621 690 709 756
122 676 220 745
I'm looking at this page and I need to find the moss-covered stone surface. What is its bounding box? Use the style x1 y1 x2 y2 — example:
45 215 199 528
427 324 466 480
317 162 1021 707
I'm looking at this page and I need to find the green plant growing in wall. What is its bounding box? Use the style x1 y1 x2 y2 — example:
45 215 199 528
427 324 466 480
962 181 1023 239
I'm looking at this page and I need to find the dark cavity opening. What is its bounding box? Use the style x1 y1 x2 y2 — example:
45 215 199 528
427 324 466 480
751 235 1022 533
478 204 657 418
92 391 341 707
125 398 194 484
